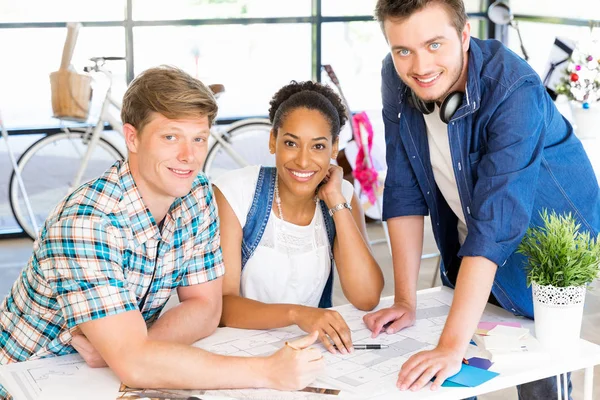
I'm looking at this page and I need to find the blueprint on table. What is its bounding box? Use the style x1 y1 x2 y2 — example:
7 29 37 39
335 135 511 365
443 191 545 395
193 289 521 398
0 288 523 400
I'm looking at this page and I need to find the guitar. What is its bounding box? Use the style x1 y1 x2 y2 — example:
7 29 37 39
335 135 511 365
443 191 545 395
321 64 356 186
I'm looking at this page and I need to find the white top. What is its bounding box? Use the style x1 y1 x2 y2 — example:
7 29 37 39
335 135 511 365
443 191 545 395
213 165 354 307
424 106 468 245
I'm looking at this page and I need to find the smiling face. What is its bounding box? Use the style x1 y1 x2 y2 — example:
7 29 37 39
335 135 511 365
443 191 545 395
383 2 470 103
269 107 338 199
125 112 210 213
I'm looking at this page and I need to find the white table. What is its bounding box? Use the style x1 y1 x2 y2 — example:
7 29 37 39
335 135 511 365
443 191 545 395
1 287 599 400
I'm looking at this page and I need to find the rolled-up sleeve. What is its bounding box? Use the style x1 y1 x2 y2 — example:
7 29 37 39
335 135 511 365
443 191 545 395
459 78 546 266
381 55 428 220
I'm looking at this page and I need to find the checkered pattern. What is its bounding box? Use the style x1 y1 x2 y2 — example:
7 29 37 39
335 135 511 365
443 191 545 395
0 161 223 397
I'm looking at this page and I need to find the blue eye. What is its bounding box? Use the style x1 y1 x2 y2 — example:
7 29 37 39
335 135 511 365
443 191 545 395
165 135 176 141
194 137 206 143
430 42 441 50
398 49 410 57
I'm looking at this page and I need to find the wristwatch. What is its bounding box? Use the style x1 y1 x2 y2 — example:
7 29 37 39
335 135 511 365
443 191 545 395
328 202 352 216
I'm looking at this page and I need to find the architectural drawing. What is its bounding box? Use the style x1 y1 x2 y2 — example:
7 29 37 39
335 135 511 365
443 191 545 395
0 288 522 400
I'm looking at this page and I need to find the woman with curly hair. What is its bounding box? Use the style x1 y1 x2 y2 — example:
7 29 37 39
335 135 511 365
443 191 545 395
213 81 384 354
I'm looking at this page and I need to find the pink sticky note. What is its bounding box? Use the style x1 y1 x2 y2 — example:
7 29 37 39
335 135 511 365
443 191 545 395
477 321 521 331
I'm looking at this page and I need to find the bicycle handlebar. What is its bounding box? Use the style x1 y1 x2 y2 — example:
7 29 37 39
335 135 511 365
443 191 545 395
84 57 126 73
90 56 126 62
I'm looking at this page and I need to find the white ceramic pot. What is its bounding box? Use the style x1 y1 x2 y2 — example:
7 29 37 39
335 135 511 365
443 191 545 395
532 281 586 349
570 101 600 139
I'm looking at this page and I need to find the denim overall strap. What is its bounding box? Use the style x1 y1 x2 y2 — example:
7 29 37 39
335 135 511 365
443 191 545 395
318 199 336 308
241 166 276 268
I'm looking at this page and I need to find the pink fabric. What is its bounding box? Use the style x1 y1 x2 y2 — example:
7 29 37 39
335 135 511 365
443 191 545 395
351 112 379 205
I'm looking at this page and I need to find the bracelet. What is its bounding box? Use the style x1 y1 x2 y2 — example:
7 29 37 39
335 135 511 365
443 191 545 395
328 202 352 216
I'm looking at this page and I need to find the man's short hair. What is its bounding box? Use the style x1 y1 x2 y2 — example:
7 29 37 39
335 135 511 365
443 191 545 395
121 65 218 134
374 0 468 36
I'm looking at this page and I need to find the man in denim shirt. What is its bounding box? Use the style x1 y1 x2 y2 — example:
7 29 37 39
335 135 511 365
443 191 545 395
363 0 600 398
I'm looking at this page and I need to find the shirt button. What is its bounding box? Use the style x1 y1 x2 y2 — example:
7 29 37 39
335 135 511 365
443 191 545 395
412 156 416 159
398 112 401 118
458 162 462 171
427 191 430 195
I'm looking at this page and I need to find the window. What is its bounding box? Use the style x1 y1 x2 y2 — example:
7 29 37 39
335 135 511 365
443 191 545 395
321 21 387 114
507 22 600 78
0 27 126 127
512 1 600 20
0 0 125 23
134 24 312 118
321 0 483 17
133 0 311 20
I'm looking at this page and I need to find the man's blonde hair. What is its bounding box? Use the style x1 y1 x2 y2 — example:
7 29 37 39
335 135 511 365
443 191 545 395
121 65 218 134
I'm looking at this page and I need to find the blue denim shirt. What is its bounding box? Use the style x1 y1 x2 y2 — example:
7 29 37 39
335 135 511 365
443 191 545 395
381 37 600 318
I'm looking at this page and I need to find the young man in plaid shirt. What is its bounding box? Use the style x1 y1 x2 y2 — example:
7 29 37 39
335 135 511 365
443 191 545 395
0 66 323 399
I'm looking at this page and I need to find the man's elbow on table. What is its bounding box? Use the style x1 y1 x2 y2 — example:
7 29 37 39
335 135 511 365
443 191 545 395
78 311 169 389
111 351 148 389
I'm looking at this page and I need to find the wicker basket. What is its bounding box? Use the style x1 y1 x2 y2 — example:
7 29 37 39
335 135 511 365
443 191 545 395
49 69 92 121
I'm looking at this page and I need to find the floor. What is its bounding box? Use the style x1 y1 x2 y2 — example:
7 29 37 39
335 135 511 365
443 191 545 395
1 220 599 399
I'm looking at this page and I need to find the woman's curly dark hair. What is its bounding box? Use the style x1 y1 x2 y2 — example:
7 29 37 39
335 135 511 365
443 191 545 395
268 81 347 140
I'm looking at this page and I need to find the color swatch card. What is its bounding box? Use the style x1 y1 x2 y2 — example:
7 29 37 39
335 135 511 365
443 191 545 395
476 321 522 336
440 364 499 388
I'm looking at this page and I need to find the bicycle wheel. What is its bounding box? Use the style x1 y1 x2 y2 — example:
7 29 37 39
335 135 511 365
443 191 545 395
9 131 124 239
203 118 274 180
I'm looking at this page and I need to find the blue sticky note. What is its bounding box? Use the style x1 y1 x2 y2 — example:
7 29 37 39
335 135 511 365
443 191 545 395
441 381 465 388
440 364 499 387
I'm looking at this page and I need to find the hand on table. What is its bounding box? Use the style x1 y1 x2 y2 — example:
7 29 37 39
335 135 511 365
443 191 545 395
397 345 462 391
362 301 416 338
294 306 353 354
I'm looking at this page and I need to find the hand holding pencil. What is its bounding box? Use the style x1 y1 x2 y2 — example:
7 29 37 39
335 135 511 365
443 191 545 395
266 331 324 391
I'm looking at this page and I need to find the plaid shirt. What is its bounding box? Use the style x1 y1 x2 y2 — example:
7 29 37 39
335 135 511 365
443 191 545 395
0 160 224 370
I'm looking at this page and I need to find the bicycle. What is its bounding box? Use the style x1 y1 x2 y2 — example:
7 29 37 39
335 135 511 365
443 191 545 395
9 58 273 240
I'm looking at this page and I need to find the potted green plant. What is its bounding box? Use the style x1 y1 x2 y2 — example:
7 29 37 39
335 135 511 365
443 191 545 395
517 210 600 348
